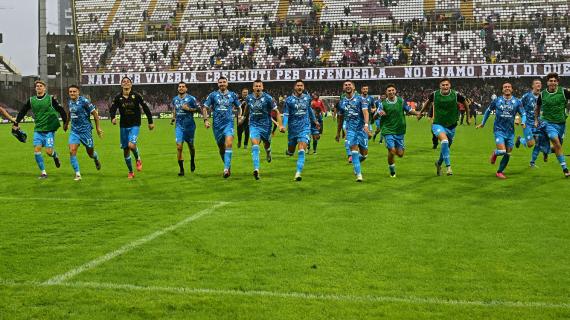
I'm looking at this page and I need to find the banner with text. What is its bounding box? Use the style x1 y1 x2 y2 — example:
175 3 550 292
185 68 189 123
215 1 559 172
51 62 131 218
81 63 570 86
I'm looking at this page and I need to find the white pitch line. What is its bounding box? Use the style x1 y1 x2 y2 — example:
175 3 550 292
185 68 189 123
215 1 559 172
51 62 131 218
0 196 222 204
1 279 569 310
43 201 230 285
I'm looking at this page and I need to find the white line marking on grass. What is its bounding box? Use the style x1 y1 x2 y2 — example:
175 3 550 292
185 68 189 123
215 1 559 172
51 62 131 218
42 201 230 285
1 279 569 310
0 196 222 204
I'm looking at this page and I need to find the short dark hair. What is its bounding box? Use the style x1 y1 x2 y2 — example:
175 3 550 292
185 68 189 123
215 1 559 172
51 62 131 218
361 84 369 88
502 81 512 87
178 81 187 88
253 79 263 84
295 79 304 84
546 72 559 81
385 83 396 91
439 77 451 84
68 84 80 91
532 78 542 84
343 79 354 85
218 76 228 82
121 76 132 83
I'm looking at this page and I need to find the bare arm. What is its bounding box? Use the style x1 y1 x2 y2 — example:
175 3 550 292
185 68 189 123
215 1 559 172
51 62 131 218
91 109 103 137
416 100 431 119
336 114 344 141
0 106 16 123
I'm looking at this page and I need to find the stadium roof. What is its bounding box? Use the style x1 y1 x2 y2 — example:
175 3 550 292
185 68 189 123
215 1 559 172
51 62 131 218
0 55 22 83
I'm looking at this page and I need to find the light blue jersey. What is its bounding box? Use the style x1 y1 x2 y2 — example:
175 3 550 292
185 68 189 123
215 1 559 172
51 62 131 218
68 96 95 133
246 92 276 129
172 94 199 124
520 91 539 128
204 90 241 129
482 96 526 135
283 93 314 136
337 94 369 132
362 94 375 114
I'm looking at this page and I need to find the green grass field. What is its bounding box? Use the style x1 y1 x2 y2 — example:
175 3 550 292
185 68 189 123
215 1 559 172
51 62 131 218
0 117 569 319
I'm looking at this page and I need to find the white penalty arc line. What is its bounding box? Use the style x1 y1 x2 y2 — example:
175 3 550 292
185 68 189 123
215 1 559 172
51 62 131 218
0 196 223 204
1 279 569 310
43 201 230 285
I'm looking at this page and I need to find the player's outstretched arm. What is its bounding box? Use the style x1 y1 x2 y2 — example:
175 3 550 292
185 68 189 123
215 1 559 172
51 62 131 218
518 102 527 129
109 97 118 125
416 100 430 120
0 106 16 123
477 106 492 129
535 95 542 128
201 106 210 129
139 95 154 130
51 97 68 130
14 99 32 129
276 110 285 132
92 109 104 137
463 98 471 125
335 114 344 142
363 109 370 135
170 101 176 125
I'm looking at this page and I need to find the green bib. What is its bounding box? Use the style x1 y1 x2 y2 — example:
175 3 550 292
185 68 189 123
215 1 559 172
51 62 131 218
540 87 568 124
433 90 459 127
30 94 60 132
380 96 407 135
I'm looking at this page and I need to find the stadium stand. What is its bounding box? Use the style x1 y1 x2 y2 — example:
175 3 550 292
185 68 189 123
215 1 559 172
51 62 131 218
74 0 570 73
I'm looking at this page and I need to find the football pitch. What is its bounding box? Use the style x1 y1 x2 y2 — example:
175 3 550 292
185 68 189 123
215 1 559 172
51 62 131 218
0 118 569 319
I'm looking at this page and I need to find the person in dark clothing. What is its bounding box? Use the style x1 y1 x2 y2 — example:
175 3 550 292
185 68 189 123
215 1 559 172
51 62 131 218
237 88 250 149
109 76 154 179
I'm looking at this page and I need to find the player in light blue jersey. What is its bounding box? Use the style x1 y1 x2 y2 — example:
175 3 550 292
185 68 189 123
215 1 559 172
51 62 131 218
171 81 203 176
361 84 375 130
515 79 551 166
203 76 242 178
336 80 370 182
477 82 526 179
243 79 283 180
283 80 320 181
65 85 102 181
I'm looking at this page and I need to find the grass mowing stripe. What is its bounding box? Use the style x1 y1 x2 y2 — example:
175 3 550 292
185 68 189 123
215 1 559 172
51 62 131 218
0 196 221 204
2 279 569 310
42 201 230 285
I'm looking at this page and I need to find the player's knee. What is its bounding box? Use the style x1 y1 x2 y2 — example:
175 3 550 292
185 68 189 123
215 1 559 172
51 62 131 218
128 142 136 150
45 148 54 156
176 144 183 151
397 150 405 157
527 140 535 147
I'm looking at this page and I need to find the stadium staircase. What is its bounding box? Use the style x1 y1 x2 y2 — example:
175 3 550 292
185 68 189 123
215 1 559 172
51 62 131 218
276 0 290 25
320 50 331 64
460 0 474 21
173 0 189 30
313 0 324 24
139 0 159 36
103 0 122 35
424 0 436 13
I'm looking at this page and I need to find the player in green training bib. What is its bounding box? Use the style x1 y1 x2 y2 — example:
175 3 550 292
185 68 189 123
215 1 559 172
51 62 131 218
374 84 420 177
535 72 570 178
13 80 68 179
417 78 470 176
